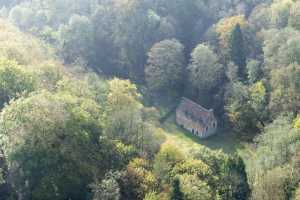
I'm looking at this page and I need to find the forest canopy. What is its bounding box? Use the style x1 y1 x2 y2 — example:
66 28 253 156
0 0 298 200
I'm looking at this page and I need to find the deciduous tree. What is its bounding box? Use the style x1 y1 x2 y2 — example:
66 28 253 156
188 44 224 92
145 39 185 97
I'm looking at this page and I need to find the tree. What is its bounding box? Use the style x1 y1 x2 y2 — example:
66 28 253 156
0 59 36 108
9 4 35 30
170 178 184 200
216 15 248 48
288 1 300 31
279 35 300 65
191 146 250 200
0 19 54 65
144 192 161 200
105 78 164 159
59 14 93 64
187 44 224 105
263 28 300 70
225 82 260 136
294 185 300 200
224 156 250 200
270 0 294 28
91 172 121 200
0 91 124 200
145 39 185 97
115 0 176 81
172 159 212 182
226 62 239 82
120 158 156 200
249 4 271 31
270 63 300 115
154 143 184 184
252 165 293 200
250 81 267 117
156 0 212 50
229 24 247 81
257 116 300 170
89 4 124 76
247 59 262 84
188 44 224 91
36 62 65 91
0 152 10 200
105 78 142 143
246 116 300 200
294 116 300 130
179 174 212 200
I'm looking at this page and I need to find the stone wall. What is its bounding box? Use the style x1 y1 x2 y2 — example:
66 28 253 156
176 109 217 139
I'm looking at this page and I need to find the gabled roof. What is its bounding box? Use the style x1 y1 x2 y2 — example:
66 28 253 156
177 97 214 125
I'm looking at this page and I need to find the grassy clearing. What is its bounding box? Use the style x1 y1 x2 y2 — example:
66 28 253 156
161 114 242 154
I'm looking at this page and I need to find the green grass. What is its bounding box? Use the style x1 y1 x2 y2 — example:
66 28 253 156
161 114 242 154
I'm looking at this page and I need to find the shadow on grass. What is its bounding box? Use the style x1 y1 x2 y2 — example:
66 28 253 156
162 114 242 154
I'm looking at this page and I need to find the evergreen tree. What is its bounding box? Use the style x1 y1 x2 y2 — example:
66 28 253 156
170 178 184 200
232 156 250 200
229 24 247 81
0 150 11 200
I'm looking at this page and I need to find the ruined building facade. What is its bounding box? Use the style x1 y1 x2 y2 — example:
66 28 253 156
176 97 217 138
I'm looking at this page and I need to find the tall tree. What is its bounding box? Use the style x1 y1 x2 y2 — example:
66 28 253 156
145 39 185 98
187 44 224 106
179 174 213 200
216 15 248 49
269 63 300 115
0 91 123 200
188 44 224 92
229 24 247 81
91 172 121 200
59 14 94 64
170 178 184 200
0 152 10 200
0 59 36 108
288 1 300 30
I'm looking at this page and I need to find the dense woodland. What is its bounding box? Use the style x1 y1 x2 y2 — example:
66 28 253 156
0 0 298 199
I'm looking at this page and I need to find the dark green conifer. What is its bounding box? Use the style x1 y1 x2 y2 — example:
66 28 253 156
170 178 184 200
229 24 247 81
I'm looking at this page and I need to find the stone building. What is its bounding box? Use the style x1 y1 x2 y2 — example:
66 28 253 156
176 97 217 138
